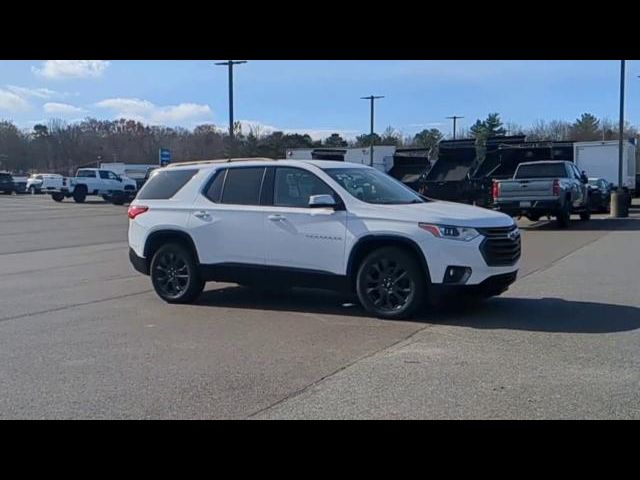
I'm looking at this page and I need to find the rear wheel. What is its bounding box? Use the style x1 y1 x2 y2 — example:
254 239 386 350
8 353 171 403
150 243 204 304
556 203 570 229
579 208 591 221
356 247 426 320
51 192 64 202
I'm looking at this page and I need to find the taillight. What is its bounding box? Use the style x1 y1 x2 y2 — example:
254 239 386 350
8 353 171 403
552 179 560 196
128 205 149 220
492 181 500 200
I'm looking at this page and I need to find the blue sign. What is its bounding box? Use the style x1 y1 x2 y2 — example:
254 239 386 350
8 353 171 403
159 148 172 167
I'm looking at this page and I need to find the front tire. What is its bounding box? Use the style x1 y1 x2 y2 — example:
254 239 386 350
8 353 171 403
356 247 426 320
150 243 204 304
73 187 87 203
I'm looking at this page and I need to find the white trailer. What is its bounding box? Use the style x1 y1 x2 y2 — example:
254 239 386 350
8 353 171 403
573 140 636 193
286 146 397 174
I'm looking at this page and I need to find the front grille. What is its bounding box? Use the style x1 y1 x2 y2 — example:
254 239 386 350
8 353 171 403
477 225 521 267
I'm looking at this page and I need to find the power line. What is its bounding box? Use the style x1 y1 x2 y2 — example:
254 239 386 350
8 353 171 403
360 95 384 166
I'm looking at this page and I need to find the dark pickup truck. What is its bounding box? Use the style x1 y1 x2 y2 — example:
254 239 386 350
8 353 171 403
0 172 15 194
493 161 591 228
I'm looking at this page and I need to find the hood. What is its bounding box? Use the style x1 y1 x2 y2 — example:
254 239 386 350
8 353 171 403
356 200 515 228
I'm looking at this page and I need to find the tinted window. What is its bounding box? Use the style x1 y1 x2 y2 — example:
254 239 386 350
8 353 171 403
221 168 265 206
137 169 198 200
77 170 96 178
515 163 567 179
99 171 109 179
274 168 335 208
204 169 226 203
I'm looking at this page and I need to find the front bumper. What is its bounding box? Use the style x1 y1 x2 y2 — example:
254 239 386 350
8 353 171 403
418 232 520 286
432 271 518 298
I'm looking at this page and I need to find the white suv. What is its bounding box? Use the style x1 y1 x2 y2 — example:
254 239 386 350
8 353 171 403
128 159 521 319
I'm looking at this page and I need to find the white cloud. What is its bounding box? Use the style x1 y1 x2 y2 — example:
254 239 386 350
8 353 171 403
43 102 88 116
0 88 30 112
5 85 73 100
32 60 110 79
95 97 212 126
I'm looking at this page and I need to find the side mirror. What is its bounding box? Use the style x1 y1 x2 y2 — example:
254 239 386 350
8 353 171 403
309 194 337 209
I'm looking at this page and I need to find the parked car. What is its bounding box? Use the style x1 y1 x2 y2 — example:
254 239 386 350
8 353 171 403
26 174 64 194
0 172 15 195
128 159 521 320
587 177 613 213
493 160 591 228
50 168 138 204
12 174 28 194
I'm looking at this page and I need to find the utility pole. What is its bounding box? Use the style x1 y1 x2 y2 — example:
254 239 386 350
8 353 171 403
215 60 247 153
446 116 464 140
360 95 384 166
618 60 625 189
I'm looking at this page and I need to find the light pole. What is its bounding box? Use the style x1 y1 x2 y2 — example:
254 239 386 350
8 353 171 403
360 95 384 166
446 116 464 140
611 60 628 218
215 60 247 152
618 60 626 189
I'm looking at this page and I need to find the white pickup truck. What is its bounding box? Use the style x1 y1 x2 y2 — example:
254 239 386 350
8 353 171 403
50 168 138 205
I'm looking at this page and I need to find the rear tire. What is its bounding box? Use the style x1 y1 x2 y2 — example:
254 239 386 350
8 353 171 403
356 247 426 320
150 243 204 304
579 208 591 221
51 193 64 202
556 203 570 229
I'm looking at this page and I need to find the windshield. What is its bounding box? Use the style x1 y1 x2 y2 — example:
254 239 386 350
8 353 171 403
323 167 424 205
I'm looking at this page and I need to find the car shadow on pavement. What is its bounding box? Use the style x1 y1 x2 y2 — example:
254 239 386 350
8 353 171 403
196 286 640 334
423 297 640 334
197 285 375 318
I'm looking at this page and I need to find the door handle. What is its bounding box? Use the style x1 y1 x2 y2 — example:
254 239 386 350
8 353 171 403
268 214 285 222
194 211 211 220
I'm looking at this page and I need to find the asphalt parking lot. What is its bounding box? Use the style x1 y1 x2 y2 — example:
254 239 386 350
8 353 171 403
1 194 639 419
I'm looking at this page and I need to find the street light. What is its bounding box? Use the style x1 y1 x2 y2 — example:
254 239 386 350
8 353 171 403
446 116 464 140
360 95 384 166
215 60 248 146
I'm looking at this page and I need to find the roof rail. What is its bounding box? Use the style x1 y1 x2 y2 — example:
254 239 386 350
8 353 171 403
165 157 275 168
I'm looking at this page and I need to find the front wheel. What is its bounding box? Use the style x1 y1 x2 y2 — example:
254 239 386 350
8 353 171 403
73 188 87 203
150 243 204 304
29 186 38 195
356 247 426 320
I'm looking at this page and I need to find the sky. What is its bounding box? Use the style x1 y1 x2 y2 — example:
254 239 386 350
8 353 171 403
1 60 639 140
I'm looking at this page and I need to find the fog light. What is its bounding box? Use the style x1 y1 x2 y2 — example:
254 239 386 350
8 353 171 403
443 266 472 284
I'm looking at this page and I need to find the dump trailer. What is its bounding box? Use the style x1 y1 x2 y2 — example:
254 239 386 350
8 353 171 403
420 136 528 206
420 136 576 206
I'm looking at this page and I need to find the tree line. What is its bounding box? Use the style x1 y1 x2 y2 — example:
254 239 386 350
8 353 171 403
0 113 637 174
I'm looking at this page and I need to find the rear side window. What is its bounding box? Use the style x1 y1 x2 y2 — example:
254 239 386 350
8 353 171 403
204 169 227 203
77 170 96 178
220 168 266 206
137 169 198 200
516 163 567 179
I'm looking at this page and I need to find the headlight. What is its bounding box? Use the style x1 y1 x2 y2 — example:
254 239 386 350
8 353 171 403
419 223 480 242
